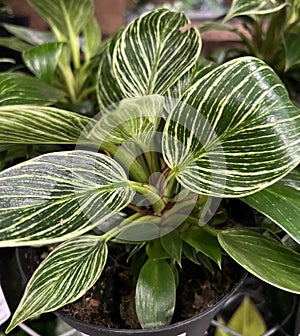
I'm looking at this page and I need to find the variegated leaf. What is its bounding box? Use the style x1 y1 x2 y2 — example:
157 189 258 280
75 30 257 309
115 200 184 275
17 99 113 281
27 0 94 37
0 150 134 246
97 8 201 107
2 23 55 45
166 57 217 99
7 235 108 332
88 95 164 146
0 105 93 144
218 229 300 293
113 8 201 97
224 0 287 22
23 43 64 83
163 57 300 197
242 169 300 243
97 32 124 109
0 73 65 106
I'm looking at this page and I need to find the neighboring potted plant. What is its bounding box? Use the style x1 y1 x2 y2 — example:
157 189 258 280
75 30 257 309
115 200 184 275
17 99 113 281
200 0 300 103
0 0 299 335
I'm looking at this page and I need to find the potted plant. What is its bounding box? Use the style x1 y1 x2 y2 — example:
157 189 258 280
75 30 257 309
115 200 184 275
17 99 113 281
0 0 299 335
200 0 300 103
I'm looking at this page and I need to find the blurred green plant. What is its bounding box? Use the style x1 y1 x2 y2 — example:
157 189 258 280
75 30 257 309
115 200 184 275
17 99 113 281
200 0 300 103
215 296 267 336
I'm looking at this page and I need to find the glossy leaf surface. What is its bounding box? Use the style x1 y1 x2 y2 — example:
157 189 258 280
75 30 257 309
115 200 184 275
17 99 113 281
23 43 63 83
97 9 201 107
136 259 176 328
242 170 300 243
7 235 107 332
0 105 92 144
163 57 300 197
0 151 134 246
218 229 300 293
181 226 222 267
0 73 65 106
224 0 287 22
87 95 164 146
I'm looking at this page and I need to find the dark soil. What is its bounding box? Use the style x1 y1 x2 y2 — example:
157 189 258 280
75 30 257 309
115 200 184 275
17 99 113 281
57 246 241 329
18 199 246 330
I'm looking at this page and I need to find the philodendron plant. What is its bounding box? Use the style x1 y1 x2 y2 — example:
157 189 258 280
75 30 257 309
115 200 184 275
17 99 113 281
0 1 299 332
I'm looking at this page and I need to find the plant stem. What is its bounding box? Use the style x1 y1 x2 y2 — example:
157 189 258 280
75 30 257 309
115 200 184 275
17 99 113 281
58 64 77 104
130 181 165 214
163 171 179 203
100 142 149 182
186 215 220 237
62 2 81 70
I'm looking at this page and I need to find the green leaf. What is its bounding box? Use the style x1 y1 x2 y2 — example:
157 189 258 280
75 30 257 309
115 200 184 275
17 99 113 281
224 0 287 22
97 32 124 109
101 9 201 102
181 226 222 267
163 57 300 197
283 32 300 71
182 242 214 273
136 258 176 328
228 297 266 336
87 95 164 146
113 8 201 97
0 37 31 52
242 170 300 243
146 239 171 260
0 73 65 106
115 216 160 243
2 23 55 45
218 229 300 293
23 43 64 83
0 105 93 144
6 235 108 332
27 0 94 38
166 57 217 99
285 0 300 32
160 230 182 264
83 16 101 61
0 150 134 246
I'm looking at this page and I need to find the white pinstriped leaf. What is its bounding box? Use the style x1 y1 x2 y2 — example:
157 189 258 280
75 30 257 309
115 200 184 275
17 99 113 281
0 150 134 246
113 9 201 97
224 0 287 22
97 9 201 108
163 57 300 197
97 32 124 109
27 0 94 37
166 58 216 99
0 73 65 106
0 105 94 144
88 95 164 146
7 235 108 332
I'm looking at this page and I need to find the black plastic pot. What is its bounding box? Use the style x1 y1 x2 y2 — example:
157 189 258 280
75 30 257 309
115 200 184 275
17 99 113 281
16 247 246 336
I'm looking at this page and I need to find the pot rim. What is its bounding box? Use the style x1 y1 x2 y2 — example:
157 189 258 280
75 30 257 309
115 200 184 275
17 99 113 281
16 246 247 334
